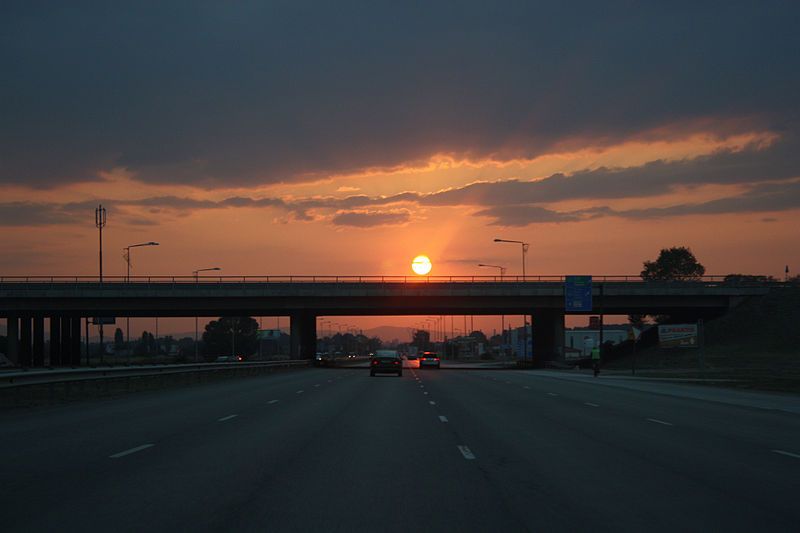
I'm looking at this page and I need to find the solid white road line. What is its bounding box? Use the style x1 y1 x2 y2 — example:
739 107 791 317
218 414 238 422
268 399 279 404
457 445 476 460
647 418 673 426
772 449 800 459
584 402 599 407
429 401 436 405
110 444 154 459
439 416 448 423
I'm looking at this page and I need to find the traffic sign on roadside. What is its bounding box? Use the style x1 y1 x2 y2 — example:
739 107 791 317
565 276 592 312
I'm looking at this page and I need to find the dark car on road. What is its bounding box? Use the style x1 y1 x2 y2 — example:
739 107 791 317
419 351 440 369
370 351 403 377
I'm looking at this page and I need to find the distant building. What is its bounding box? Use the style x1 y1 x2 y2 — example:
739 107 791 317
565 329 629 358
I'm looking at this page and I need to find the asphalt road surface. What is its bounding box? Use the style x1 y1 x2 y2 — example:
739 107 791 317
2 366 799 532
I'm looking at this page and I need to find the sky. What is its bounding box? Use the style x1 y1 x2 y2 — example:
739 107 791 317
2 2 800 334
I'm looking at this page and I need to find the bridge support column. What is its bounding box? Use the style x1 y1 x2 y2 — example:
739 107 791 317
60 317 72 367
20 316 32 367
49 316 62 366
33 316 45 367
70 317 82 366
290 312 317 360
7 316 19 366
532 309 564 366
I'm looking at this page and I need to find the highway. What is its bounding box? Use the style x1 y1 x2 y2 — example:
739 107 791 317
1 365 799 532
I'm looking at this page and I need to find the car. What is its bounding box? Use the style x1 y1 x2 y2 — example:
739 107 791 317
419 352 440 369
370 352 403 377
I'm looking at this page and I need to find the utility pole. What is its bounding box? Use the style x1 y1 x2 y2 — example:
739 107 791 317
95 205 106 364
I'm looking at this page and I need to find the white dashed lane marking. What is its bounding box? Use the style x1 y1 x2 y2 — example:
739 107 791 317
584 402 599 408
268 400 279 404
218 414 238 422
547 393 559 397
110 444 154 459
647 418 673 426
439 416 448 423
296 390 304 394
772 449 800 459
429 401 436 405
458 445 476 460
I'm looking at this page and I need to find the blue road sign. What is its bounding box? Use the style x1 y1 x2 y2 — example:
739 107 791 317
565 276 592 312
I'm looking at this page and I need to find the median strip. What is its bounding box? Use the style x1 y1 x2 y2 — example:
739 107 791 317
110 444 154 459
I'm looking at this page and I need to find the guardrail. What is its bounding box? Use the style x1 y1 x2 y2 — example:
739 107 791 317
0 360 310 389
0 274 786 284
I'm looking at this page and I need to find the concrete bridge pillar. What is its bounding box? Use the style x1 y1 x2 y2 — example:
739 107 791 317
532 309 565 365
60 317 72 366
20 316 32 367
33 316 45 367
49 316 62 366
6 316 19 366
290 312 317 360
71 317 82 366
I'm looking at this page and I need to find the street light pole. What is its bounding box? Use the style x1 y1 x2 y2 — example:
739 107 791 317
192 267 221 362
479 263 506 353
123 242 159 362
494 239 530 362
95 205 106 364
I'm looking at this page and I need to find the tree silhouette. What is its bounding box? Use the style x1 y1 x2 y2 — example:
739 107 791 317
202 316 259 358
641 247 705 281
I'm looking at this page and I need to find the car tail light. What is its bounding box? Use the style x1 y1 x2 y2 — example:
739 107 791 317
393 361 399 365
434 357 439 361
371 360 378 365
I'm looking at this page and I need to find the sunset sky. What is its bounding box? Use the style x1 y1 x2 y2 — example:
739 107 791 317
2 2 799 334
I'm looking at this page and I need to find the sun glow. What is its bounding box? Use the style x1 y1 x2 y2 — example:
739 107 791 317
411 255 432 275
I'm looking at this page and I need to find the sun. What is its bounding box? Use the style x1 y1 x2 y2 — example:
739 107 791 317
411 255 432 275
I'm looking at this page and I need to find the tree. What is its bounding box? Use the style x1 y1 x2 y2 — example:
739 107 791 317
641 247 706 281
411 329 431 351
114 328 125 352
202 316 259 358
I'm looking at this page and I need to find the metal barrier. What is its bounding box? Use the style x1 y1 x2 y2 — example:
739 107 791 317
0 360 310 389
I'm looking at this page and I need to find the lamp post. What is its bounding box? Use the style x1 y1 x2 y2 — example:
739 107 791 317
95 205 106 363
479 264 506 350
123 242 159 362
192 267 221 362
494 238 530 362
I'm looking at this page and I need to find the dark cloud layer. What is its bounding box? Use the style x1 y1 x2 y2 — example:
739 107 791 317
2 2 799 187
331 210 411 228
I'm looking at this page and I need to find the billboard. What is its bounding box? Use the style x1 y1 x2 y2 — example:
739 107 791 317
658 324 698 348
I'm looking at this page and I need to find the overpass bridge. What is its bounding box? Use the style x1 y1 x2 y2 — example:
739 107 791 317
0 275 771 366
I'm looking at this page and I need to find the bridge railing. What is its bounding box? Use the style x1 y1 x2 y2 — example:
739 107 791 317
0 274 755 284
